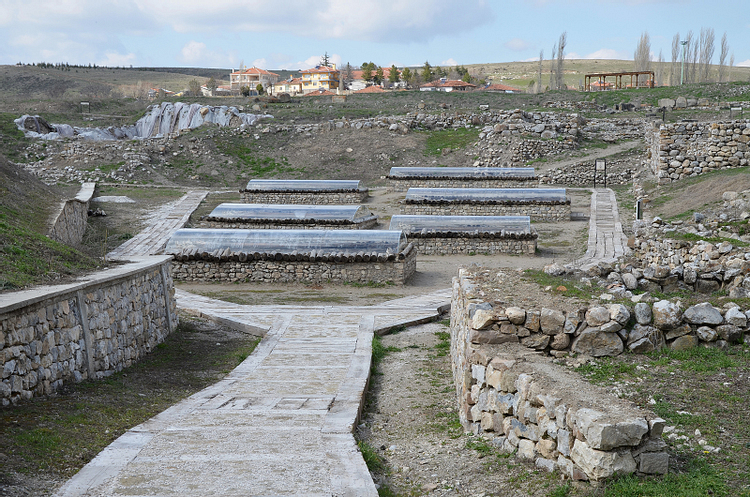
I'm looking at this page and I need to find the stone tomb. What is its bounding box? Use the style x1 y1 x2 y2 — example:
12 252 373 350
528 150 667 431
166 228 415 285
401 188 570 222
240 179 369 204
201 203 378 230
388 166 538 192
389 215 537 255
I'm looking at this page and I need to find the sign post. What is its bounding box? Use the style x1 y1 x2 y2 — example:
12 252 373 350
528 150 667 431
594 159 607 188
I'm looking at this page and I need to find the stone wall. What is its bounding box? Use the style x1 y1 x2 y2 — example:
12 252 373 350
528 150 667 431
170 245 416 285
240 190 369 204
388 178 538 192
47 183 96 245
406 233 536 255
401 202 571 222
201 218 379 230
650 120 750 184
0 256 177 405
451 269 669 481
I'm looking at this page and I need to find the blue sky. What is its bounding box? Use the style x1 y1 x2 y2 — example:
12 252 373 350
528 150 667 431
1 0 748 71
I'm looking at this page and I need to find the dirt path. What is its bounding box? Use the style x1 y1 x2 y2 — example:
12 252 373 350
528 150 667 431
534 140 642 174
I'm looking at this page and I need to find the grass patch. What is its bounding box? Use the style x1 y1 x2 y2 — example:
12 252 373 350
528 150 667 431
647 346 737 373
523 269 602 300
423 127 481 156
602 458 731 497
433 330 451 357
0 112 30 162
357 440 387 473
577 357 639 385
667 232 750 248
215 136 299 177
371 335 401 374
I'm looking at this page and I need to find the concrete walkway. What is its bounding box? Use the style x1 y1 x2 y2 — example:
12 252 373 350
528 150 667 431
576 187 629 269
106 190 208 260
54 291 450 497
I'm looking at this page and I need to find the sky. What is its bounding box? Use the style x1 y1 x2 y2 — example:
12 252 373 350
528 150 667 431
1 0 749 71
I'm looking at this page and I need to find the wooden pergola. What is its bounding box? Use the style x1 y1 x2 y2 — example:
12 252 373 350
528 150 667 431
584 71 655 91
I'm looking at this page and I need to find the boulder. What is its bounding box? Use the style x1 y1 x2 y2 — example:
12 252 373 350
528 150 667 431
622 273 638 290
682 302 723 325
571 440 637 480
540 308 566 335
585 306 611 327
506 306 526 325
670 335 698 350
609 304 631 325
522 334 551 350
550 333 571 350
571 328 624 357
639 452 669 475
724 306 747 327
652 300 681 330
471 308 496 329
470 329 520 345
524 310 541 332
658 98 676 109
634 302 652 325
696 326 718 342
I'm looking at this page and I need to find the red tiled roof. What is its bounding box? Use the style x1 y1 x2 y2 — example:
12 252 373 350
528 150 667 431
420 79 477 89
301 65 339 74
351 67 399 81
484 83 521 92
353 86 386 93
304 89 336 96
231 67 279 76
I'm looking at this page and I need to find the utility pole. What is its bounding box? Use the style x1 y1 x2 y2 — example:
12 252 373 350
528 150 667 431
680 40 688 85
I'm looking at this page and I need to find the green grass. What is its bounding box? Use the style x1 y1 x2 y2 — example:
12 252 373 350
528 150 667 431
215 136 299 177
647 346 737 373
423 127 481 156
576 357 639 385
602 458 732 497
523 269 602 300
0 112 30 162
465 436 494 457
357 440 387 473
371 335 401 374
433 330 451 357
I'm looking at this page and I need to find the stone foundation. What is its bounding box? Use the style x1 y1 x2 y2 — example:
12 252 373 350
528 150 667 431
170 245 416 285
240 190 369 204
0 256 177 405
406 234 536 255
388 178 537 192
201 217 379 230
451 269 669 481
402 202 570 222
48 182 96 245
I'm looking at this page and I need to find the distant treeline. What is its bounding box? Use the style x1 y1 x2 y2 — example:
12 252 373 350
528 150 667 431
15 62 231 81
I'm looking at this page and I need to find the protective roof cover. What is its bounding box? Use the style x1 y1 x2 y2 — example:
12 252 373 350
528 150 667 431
389 215 531 233
15 102 269 141
243 179 363 191
165 228 407 254
207 203 373 222
388 167 536 179
404 188 567 203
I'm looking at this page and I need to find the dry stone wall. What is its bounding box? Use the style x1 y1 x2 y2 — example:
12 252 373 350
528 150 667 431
0 257 177 405
170 245 416 285
650 120 750 183
240 190 369 204
451 269 669 481
407 233 536 255
388 178 537 192
47 183 95 246
402 201 571 222
201 217 378 230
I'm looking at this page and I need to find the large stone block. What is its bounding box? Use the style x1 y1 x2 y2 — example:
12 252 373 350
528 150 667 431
540 308 565 335
652 300 681 330
682 302 723 325
571 328 623 357
638 451 669 475
571 439 637 480
585 306 611 327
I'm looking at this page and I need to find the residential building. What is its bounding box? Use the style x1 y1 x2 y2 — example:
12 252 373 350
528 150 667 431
483 83 522 93
272 77 303 95
300 65 340 94
230 67 280 92
419 79 477 92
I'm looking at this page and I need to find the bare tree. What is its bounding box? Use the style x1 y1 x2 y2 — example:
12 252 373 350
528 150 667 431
656 50 664 86
536 50 543 94
698 27 715 82
670 33 680 85
634 31 651 86
549 42 557 90
729 52 735 82
555 32 567 90
718 32 729 82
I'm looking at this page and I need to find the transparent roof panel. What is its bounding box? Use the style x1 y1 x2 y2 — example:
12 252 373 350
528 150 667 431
389 167 536 179
207 203 373 222
404 188 567 202
389 215 531 233
165 228 407 255
244 179 362 191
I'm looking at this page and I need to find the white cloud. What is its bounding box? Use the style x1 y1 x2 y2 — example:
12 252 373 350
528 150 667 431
99 52 138 67
505 38 530 51
179 41 237 66
584 48 631 60
737 59 750 67
136 0 493 42
251 58 268 69
441 58 458 66
566 52 580 60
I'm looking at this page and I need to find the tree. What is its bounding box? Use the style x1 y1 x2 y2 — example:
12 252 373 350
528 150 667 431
634 31 651 87
374 66 385 85
256 83 264 95
361 62 375 83
718 32 729 82
549 42 557 90
536 50 543 93
342 63 354 89
240 86 250 97
188 79 201 97
421 61 433 83
729 52 735 82
555 32 567 90
207 76 217 94
320 52 331 67
656 50 665 87
670 33 680 85
388 64 400 86
698 27 715 82
401 67 413 87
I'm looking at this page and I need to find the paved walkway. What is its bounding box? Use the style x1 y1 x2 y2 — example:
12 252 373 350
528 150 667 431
576 187 629 269
106 190 208 260
54 291 450 497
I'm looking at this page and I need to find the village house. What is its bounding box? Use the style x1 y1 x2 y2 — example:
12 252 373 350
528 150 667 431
348 67 403 91
229 67 280 92
271 77 303 96
300 65 340 94
419 79 477 92
483 82 522 93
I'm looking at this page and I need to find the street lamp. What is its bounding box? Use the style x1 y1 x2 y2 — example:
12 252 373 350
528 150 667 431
680 40 688 85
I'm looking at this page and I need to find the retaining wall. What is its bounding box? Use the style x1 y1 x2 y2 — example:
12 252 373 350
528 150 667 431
240 190 369 204
406 234 536 255
170 246 416 285
47 183 96 245
401 202 571 222
650 120 750 183
0 256 177 405
451 269 669 481
202 218 379 230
